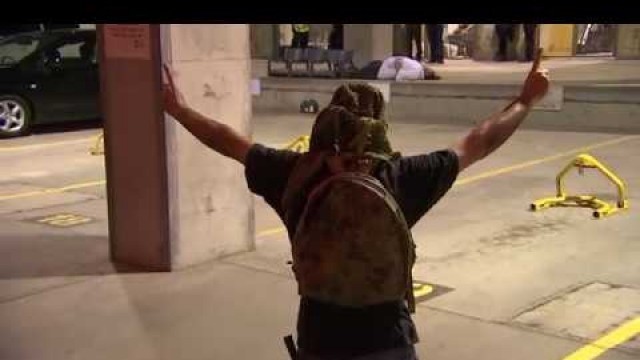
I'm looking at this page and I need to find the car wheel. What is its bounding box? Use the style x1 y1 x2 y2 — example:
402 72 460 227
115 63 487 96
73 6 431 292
0 95 32 138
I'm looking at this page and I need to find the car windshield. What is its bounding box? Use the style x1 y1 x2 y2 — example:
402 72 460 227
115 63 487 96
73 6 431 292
0 34 40 67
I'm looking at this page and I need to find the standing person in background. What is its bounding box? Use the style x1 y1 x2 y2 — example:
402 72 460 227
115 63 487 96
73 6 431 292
522 24 538 62
495 24 517 61
292 24 310 48
406 24 423 61
426 24 445 64
328 24 344 50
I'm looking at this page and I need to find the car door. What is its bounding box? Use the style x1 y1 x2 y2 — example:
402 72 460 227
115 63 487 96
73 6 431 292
34 32 99 122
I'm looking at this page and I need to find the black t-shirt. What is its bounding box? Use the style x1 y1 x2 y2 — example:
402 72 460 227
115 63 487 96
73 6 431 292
244 144 459 357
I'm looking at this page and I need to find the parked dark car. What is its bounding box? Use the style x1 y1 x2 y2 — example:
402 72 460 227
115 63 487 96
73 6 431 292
0 28 99 137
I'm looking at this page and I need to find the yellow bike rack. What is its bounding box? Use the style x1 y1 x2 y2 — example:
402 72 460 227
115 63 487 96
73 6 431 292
89 132 105 156
284 135 310 153
530 153 629 219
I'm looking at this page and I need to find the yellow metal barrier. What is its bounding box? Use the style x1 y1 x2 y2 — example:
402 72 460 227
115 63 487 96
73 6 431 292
530 153 629 219
284 135 310 153
90 132 104 156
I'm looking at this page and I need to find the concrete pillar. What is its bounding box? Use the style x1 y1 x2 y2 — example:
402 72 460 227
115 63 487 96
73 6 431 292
470 24 528 61
309 24 331 48
538 24 575 57
344 24 393 68
393 24 409 56
250 24 275 59
470 24 497 61
99 25 170 270
615 24 640 59
98 24 253 271
279 24 293 47
162 24 254 268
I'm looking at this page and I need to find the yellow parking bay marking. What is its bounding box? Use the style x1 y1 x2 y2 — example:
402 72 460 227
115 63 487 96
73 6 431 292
455 135 638 187
413 283 434 298
562 317 640 360
1 134 636 228
0 180 106 201
257 227 287 238
0 137 95 152
35 213 94 227
412 281 453 303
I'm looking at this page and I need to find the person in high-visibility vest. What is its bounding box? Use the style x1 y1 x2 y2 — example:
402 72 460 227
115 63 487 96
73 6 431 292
291 24 310 48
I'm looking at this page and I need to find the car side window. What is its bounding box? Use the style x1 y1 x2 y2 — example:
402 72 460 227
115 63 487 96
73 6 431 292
45 34 96 69
0 35 40 66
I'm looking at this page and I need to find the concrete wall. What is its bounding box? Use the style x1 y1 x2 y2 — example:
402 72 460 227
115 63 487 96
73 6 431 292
393 24 409 56
615 24 640 59
344 24 393 68
250 24 275 59
163 25 254 268
470 24 527 61
372 24 394 61
252 78 640 134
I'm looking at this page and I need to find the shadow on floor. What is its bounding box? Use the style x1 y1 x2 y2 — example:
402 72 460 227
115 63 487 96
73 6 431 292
31 118 102 135
0 232 153 279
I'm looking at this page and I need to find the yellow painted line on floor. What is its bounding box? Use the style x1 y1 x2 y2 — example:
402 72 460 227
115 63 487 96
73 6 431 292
37 213 93 227
257 226 287 237
1 134 637 242
455 135 638 187
0 137 95 152
0 180 106 201
413 283 434 298
562 317 640 360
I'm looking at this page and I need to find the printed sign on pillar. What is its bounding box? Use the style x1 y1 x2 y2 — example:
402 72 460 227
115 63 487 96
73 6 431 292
103 24 152 60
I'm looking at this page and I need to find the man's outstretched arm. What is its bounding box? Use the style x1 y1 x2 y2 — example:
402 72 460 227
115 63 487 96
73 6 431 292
453 49 550 172
162 65 252 165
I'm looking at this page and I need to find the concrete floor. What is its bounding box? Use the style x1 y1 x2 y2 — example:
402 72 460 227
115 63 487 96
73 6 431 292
0 113 639 360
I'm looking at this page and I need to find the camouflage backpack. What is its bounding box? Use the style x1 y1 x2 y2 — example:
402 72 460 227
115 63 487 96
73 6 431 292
282 83 416 312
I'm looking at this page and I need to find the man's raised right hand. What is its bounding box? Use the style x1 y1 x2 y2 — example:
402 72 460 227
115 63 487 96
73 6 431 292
519 48 550 106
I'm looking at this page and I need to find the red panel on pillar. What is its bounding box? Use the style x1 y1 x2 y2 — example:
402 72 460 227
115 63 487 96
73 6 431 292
97 24 171 271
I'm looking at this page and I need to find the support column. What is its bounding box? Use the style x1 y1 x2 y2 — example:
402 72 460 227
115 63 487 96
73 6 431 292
279 24 293 48
615 24 640 59
344 24 393 68
471 24 529 61
99 25 171 271
470 24 497 61
538 24 575 57
250 24 275 59
98 24 253 271
162 24 254 268
393 24 409 56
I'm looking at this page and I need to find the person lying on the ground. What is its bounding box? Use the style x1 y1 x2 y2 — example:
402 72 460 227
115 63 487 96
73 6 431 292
161 49 548 360
356 58 439 81
375 56 440 81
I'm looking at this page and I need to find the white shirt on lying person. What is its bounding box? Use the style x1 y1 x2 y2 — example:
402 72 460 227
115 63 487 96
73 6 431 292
377 56 425 81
